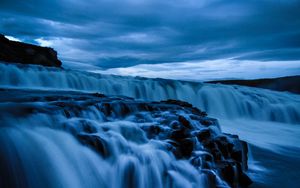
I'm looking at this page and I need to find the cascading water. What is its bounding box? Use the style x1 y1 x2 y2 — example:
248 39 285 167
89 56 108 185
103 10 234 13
0 118 213 188
1 63 300 187
1 63 300 124
0 89 241 188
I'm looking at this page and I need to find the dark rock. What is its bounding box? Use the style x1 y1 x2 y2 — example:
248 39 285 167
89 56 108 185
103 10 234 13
81 122 97 134
170 128 190 140
178 115 193 129
117 102 132 116
218 161 238 187
0 34 62 67
231 150 243 163
100 103 112 116
196 128 211 142
78 134 110 158
215 136 233 159
211 148 223 161
203 140 217 150
179 138 195 158
92 93 106 98
240 172 253 186
200 170 219 188
235 163 253 187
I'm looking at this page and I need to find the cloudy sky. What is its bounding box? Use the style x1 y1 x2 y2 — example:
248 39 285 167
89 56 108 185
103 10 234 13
1 0 300 80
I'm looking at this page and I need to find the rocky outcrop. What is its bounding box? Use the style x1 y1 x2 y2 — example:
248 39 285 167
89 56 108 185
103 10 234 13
207 76 300 94
0 88 252 187
0 34 62 67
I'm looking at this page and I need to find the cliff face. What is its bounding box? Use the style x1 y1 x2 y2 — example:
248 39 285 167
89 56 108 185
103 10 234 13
0 34 62 67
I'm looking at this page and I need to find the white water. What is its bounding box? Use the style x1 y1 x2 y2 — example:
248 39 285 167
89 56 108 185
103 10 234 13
1 63 300 124
1 63 300 187
0 99 227 188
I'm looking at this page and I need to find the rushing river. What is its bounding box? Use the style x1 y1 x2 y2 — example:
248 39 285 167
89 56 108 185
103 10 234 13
1 63 299 188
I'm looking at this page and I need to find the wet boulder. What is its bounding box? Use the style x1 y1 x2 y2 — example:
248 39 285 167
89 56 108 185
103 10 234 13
77 134 110 158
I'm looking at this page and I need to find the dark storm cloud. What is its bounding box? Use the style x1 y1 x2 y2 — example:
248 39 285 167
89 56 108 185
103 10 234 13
1 0 300 68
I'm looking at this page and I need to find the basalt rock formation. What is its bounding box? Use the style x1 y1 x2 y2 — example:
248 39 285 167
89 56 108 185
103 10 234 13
0 34 62 67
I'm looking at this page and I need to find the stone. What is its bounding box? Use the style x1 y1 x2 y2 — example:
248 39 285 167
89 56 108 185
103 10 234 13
196 128 211 142
0 34 62 67
78 134 110 157
178 115 193 129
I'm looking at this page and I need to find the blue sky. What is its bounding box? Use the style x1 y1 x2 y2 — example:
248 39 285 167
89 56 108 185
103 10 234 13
1 0 300 80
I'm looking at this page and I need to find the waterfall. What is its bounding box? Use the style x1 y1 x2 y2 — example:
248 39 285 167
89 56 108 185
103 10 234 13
0 89 231 188
0 122 212 188
1 63 300 123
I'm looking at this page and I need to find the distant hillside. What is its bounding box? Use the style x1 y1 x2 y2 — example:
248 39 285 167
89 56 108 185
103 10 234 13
0 34 61 67
207 75 300 94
